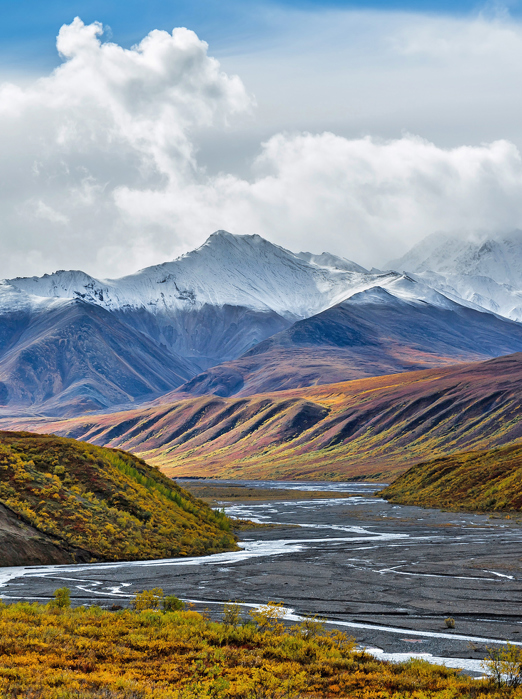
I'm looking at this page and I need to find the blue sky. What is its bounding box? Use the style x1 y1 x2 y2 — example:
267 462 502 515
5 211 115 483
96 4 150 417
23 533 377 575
0 0 515 71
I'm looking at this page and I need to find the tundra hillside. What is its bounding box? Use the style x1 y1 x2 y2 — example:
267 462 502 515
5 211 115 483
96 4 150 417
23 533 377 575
380 442 522 513
0 431 236 566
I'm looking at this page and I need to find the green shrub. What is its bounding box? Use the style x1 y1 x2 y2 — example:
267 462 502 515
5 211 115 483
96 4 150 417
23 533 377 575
222 601 242 628
249 601 286 632
131 588 163 611
483 643 522 688
51 587 71 609
163 594 185 612
297 614 327 639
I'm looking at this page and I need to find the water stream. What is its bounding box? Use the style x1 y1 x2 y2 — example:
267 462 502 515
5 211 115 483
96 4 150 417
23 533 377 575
2 480 521 676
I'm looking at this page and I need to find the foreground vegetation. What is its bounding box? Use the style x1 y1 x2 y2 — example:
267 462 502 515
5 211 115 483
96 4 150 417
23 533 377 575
0 431 236 562
379 442 522 513
0 591 519 699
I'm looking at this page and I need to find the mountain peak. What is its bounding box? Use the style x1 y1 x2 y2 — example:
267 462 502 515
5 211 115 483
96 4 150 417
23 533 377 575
205 230 265 246
207 229 235 240
385 230 522 321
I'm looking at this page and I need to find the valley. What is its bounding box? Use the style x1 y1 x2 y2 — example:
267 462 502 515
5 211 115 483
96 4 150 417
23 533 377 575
4 4 522 693
1 231 522 695
2 479 521 676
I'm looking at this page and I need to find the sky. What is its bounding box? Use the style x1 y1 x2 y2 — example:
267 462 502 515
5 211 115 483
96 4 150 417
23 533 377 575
2 0 522 277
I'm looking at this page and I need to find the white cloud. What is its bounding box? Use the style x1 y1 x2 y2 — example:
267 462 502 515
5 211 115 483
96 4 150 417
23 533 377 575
33 200 69 225
393 9 522 59
115 132 522 267
2 14 522 276
0 17 251 278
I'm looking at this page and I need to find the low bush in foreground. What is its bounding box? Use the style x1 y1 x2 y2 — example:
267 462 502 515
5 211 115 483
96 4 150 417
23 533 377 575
0 593 519 698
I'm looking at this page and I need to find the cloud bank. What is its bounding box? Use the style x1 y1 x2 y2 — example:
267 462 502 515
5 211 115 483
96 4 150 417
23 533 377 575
2 15 522 276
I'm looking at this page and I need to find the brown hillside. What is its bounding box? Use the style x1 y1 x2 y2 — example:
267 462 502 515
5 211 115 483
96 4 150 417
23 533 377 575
3 352 522 481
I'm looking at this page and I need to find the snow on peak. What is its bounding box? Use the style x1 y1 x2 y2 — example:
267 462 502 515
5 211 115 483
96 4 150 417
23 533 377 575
387 231 522 321
332 272 460 311
10 270 107 303
0 280 74 314
4 230 473 321
7 230 375 319
296 251 368 273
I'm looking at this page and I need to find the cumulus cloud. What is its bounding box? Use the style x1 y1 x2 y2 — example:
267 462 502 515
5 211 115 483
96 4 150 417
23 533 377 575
0 17 251 277
115 132 522 267
2 14 522 276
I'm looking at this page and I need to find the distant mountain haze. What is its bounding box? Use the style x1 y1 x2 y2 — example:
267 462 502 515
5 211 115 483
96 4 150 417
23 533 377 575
388 230 522 322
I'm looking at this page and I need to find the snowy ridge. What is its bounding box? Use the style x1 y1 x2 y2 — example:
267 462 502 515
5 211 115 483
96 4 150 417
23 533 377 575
295 251 368 274
0 280 73 315
7 230 468 321
388 231 522 321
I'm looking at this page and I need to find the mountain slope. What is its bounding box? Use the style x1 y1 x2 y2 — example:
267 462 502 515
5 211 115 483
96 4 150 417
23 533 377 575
0 299 195 416
167 281 522 399
388 230 522 321
12 231 485 372
0 500 92 566
6 352 522 481
0 431 236 565
379 443 522 512
8 231 375 367
3 230 522 418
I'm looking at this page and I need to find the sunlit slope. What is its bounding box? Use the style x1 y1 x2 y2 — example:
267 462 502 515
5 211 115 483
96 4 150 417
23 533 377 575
380 443 522 512
7 352 522 481
0 431 236 565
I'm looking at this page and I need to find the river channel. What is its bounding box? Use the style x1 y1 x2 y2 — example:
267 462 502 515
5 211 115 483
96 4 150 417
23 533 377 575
1 479 522 676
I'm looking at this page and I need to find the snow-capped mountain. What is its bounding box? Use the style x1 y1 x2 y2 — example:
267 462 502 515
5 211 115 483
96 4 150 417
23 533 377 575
388 231 522 321
10 231 369 319
8 231 470 327
169 282 522 399
7 230 453 367
2 229 522 417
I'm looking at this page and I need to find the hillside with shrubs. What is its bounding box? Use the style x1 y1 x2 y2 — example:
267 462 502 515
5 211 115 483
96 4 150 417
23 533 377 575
0 430 236 565
380 442 522 513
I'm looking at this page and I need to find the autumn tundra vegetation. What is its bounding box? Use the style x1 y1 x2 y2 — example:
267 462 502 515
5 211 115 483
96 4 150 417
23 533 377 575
2 433 522 697
0 588 521 698
380 442 522 513
0 431 236 565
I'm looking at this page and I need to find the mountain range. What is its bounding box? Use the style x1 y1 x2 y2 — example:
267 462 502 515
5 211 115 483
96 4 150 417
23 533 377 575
388 229 522 321
5 351 522 480
3 229 522 420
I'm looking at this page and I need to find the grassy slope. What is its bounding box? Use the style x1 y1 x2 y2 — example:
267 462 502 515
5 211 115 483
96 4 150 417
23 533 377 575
0 431 237 562
0 599 508 699
4 352 522 481
379 442 522 513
